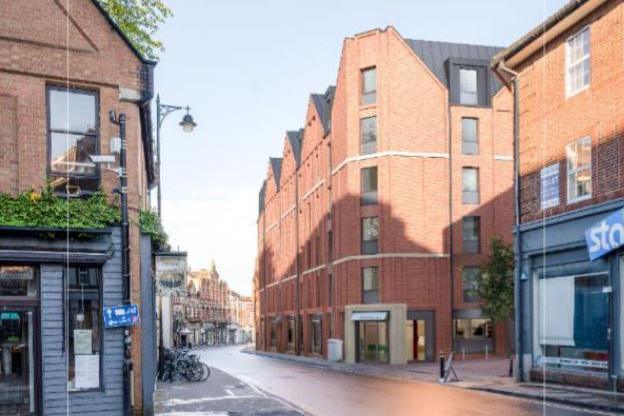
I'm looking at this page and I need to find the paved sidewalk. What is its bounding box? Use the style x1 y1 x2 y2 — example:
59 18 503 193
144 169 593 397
155 365 304 416
244 348 624 414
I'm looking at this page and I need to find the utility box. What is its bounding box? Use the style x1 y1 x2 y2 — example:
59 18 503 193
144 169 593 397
327 338 344 362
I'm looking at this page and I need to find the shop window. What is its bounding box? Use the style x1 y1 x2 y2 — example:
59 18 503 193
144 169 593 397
454 319 492 339
361 166 378 206
461 118 478 155
0 266 37 297
566 27 590 97
67 266 102 391
462 167 479 204
566 137 591 203
361 67 377 105
47 87 99 196
310 315 322 354
360 116 377 155
462 267 480 302
462 216 480 254
362 267 379 304
361 217 379 255
536 274 608 372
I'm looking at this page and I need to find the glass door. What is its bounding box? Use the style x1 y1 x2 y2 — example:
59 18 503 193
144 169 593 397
0 309 37 415
357 321 389 363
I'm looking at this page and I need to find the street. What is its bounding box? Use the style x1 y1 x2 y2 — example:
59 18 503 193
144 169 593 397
180 346 615 416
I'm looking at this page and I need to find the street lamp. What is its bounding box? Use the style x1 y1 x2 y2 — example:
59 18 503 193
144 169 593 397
156 94 197 218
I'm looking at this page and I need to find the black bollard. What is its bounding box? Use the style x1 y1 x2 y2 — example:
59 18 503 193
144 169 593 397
439 351 445 380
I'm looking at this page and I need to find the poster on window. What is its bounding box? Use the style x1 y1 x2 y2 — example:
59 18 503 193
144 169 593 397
75 354 99 389
73 329 93 355
155 253 188 295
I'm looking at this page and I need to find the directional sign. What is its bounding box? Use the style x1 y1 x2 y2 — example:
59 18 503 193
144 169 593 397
103 304 140 328
585 208 624 261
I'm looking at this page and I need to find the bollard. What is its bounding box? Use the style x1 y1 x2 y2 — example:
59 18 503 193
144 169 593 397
439 350 445 380
508 355 514 377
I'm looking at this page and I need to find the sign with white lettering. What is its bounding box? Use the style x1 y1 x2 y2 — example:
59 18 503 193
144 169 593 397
103 304 140 328
540 164 559 209
585 208 624 261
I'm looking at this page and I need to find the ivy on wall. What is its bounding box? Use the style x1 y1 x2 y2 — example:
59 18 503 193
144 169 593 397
0 188 120 230
139 209 169 250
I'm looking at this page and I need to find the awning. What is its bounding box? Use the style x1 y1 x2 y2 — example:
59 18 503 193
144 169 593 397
351 311 388 321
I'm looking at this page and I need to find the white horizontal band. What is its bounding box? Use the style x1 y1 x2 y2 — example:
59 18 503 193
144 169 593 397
332 151 449 175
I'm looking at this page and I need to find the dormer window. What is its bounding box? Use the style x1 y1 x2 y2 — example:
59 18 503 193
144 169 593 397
459 68 478 105
449 60 489 106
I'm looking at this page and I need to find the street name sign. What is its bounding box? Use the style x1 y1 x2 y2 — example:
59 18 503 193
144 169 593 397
103 303 140 328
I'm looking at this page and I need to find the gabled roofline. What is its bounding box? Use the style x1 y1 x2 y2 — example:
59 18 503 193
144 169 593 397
90 0 158 64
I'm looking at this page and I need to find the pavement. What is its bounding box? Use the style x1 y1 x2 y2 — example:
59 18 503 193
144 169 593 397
155 362 304 416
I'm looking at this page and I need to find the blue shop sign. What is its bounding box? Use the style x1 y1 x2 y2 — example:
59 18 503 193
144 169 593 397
103 304 140 328
585 208 624 261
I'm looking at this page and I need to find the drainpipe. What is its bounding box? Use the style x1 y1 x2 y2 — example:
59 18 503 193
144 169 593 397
447 93 455 355
295 164 301 355
496 61 522 381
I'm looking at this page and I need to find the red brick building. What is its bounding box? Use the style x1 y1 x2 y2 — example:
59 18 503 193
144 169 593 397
256 27 514 365
492 0 624 389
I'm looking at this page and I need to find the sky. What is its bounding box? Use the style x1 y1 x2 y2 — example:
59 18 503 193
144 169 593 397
154 0 567 296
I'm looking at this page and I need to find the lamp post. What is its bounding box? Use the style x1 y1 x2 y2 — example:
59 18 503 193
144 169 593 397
155 94 197 218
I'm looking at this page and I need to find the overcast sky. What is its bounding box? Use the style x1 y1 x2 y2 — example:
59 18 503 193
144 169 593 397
154 0 566 296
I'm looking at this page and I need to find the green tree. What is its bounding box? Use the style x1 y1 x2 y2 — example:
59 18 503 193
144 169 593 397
98 0 172 59
478 237 514 322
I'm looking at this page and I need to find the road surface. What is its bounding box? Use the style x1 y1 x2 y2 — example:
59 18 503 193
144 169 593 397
198 345 615 416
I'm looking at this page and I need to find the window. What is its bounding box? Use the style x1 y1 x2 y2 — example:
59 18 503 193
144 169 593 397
0 266 37 297
461 118 478 155
362 267 379 304
566 137 591 203
454 319 492 339
287 316 295 352
361 166 378 205
67 266 101 391
361 67 377 105
462 267 480 302
459 68 478 105
462 216 480 254
462 167 479 204
310 315 322 354
540 163 560 209
566 27 590 97
360 116 377 155
47 87 99 196
361 217 379 255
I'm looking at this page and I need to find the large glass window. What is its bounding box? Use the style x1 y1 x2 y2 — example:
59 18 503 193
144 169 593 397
360 116 377 155
536 274 608 372
47 87 99 196
566 27 590 97
357 321 388 363
361 67 377 105
566 137 591 203
361 217 379 255
462 267 480 302
361 166 378 206
461 118 478 155
310 315 322 354
362 267 379 304
462 216 480 254
455 319 492 339
459 68 478 105
0 266 37 297
462 167 479 204
67 266 101 391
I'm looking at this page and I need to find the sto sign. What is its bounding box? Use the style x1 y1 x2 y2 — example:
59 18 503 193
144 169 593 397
585 208 624 261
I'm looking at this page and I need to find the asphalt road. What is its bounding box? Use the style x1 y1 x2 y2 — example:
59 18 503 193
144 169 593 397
198 345 616 416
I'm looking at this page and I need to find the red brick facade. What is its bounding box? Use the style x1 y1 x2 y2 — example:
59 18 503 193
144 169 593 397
256 27 514 362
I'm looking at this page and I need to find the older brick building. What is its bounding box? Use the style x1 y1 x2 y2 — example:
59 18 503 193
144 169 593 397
0 1 157 414
492 0 624 390
256 27 514 365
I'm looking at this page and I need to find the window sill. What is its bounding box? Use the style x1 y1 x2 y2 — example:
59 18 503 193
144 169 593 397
359 103 377 111
567 194 592 205
565 84 590 100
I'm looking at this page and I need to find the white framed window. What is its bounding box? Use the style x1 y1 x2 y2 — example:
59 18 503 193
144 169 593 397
566 137 592 203
566 27 590 97
540 163 560 209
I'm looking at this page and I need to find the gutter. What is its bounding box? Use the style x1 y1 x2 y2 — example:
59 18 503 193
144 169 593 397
496 60 523 381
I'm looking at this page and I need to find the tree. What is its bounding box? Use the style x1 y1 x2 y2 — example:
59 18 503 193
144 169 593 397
478 237 514 323
98 0 172 60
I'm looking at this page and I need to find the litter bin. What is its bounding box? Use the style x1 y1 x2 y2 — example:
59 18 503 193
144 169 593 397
327 338 343 362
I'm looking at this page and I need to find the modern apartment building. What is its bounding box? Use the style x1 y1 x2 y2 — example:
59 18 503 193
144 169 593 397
492 0 624 390
0 1 158 414
256 27 514 365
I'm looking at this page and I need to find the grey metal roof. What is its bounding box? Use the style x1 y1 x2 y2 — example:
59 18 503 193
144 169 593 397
286 129 304 167
406 39 504 98
269 157 283 189
311 85 335 135
258 180 266 214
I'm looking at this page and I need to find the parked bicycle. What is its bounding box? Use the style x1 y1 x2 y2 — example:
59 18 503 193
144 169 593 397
160 348 210 382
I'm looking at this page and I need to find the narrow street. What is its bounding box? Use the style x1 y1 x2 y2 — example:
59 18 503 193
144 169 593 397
184 346 616 416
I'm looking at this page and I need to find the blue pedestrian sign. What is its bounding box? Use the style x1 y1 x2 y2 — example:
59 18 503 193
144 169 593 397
585 208 624 261
103 304 140 328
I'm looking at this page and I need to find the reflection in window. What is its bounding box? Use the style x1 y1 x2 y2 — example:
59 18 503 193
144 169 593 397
462 267 480 302
461 118 478 155
47 87 99 196
361 217 379 255
566 27 590 96
462 167 479 204
462 216 480 254
361 166 378 206
0 266 37 297
361 67 377 105
67 266 101 391
360 116 377 155
362 267 379 304
459 68 478 105
566 137 591 202
454 319 492 339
